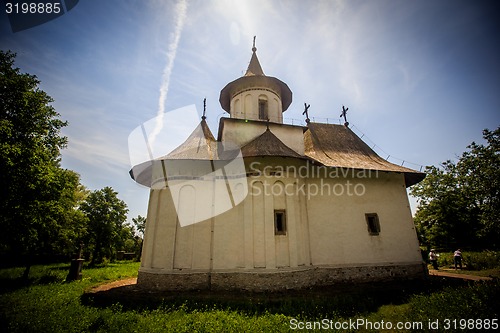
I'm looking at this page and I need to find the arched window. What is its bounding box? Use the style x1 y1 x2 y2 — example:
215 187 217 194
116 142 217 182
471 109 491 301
258 96 268 120
233 98 241 117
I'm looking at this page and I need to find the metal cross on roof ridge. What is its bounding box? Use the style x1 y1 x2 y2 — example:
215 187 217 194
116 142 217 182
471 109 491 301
303 102 311 123
340 105 349 127
202 97 207 120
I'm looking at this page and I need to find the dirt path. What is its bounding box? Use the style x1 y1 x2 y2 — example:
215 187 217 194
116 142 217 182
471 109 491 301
90 277 137 292
429 269 493 281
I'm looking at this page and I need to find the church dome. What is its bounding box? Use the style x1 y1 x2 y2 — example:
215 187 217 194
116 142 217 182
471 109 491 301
219 39 292 119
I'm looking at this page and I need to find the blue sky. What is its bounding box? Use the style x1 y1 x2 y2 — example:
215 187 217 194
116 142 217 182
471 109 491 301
1 0 499 222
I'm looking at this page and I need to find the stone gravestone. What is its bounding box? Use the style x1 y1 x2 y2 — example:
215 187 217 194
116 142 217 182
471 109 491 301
66 244 84 281
117 251 125 260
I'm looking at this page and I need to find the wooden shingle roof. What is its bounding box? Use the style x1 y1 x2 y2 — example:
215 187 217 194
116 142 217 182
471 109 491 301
130 120 425 188
240 128 305 159
304 122 425 187
164 119 218 160
129 119 219 187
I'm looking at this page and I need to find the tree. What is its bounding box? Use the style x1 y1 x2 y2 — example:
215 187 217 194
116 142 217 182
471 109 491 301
79 187 128 265
132 215 146 238
121 225 138 253
411 163 476 249
50 170 89 255
0 51 81 275
455 127 500 246
411 126 500 250
131 215 146 259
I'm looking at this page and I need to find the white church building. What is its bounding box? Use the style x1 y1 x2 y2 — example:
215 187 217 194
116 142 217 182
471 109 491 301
130 43 427 291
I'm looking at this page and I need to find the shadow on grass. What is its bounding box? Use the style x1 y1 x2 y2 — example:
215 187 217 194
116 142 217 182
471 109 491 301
81 276 471 319
0 265 71 294
0 275 64 294
47 265 71 271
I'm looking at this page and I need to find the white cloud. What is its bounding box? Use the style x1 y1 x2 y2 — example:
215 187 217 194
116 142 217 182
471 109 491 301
64 135 130 171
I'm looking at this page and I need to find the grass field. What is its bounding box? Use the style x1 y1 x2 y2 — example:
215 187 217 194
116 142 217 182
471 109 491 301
0 261 498 332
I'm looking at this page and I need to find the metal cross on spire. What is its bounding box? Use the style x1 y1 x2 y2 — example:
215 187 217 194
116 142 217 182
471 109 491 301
202 98 207 120
340 105 349 127
303 103 311 123
252 36 256 52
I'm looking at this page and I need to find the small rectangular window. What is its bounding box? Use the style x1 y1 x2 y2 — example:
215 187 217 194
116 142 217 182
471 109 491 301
365 213 380 235
274 210 286 235
259 100 268 120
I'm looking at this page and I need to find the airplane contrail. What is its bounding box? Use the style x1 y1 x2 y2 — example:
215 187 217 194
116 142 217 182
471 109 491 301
148 0 188 153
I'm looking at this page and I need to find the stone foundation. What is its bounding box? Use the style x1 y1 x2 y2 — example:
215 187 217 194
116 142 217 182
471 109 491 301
137 262 427 291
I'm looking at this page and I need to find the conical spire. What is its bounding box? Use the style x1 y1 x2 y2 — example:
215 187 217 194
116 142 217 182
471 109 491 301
244 36 264 76
219 37 292 115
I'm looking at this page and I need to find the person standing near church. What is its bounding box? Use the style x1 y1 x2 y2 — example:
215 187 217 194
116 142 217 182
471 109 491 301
429 249 439 270
454 249 463 270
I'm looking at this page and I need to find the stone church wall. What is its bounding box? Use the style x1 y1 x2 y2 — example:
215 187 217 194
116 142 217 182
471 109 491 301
137 262 426 291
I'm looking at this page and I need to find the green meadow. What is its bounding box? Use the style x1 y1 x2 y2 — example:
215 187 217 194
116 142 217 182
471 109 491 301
0 257 499 332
